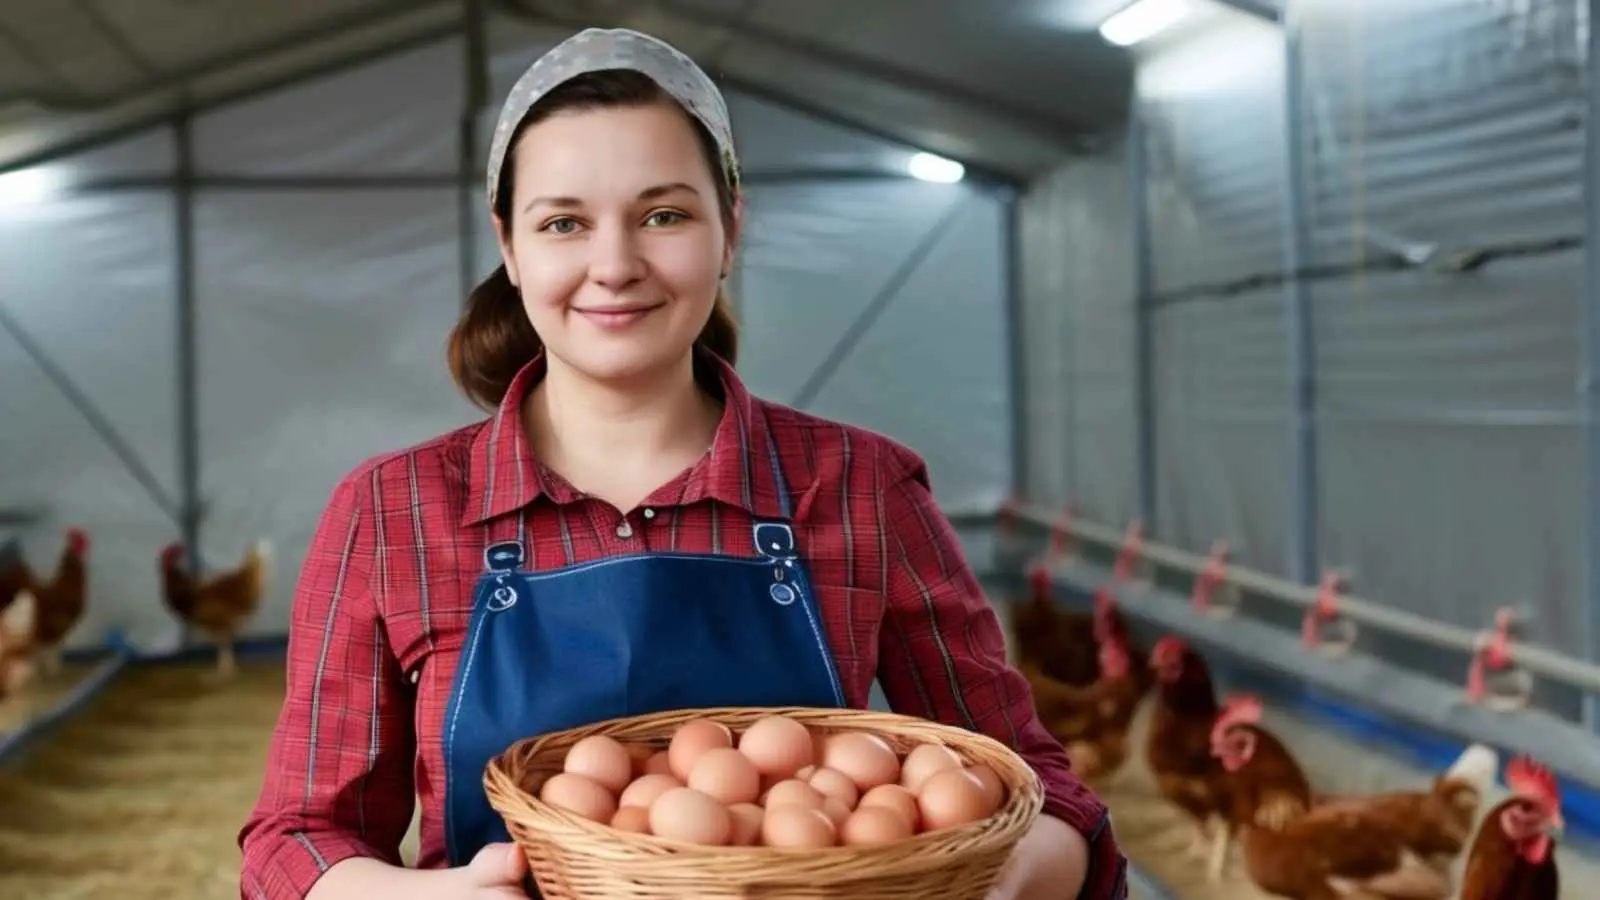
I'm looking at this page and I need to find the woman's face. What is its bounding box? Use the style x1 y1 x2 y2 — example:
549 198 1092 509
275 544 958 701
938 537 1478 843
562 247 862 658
495 100 736 386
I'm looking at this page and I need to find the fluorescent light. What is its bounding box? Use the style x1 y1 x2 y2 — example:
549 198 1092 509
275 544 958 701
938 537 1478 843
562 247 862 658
1099 0 1195 47
907 152 965 184
0 166 63 210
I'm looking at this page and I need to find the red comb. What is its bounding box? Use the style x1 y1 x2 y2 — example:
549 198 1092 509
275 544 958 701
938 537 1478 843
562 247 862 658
1506 755 1560 804
1028 566 1052 601
1210 695 1261 745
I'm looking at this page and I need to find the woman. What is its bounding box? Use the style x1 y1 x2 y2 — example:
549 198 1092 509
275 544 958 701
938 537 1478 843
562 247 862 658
239 26 1125 900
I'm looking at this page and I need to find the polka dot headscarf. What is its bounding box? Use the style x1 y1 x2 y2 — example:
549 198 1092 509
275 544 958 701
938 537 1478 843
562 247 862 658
485 27 741 206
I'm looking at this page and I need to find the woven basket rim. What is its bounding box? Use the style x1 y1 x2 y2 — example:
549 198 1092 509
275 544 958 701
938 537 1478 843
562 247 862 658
484 706 1045 864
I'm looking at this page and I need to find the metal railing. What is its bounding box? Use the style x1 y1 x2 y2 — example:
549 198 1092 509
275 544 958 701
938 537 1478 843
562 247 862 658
1004 502 1600 699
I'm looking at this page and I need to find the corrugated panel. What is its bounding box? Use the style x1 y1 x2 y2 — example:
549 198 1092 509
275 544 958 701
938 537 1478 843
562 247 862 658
1138 15 1288 294
1152 289 1292 576
1016 153 1138 524
1301 0 1586 265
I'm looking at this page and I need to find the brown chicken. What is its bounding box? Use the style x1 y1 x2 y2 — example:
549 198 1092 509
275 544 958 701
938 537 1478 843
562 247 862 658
1011 566 1099 686
1214 697 1495 900
0 538 31 613
1459 754 1562 900
1145 635 1231 860
29 528 90 676
159 540 270 679
1021 607 1146 780
1207 693 1314 881
0 588 38 701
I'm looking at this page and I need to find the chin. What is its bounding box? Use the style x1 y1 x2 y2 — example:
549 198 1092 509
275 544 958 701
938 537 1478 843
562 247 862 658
555 344 693 386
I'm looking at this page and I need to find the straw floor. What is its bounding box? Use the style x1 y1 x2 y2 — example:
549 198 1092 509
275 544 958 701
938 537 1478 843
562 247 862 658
0 650 1593 899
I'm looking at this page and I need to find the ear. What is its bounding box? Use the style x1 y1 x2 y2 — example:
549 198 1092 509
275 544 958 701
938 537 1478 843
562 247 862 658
492 212 520 288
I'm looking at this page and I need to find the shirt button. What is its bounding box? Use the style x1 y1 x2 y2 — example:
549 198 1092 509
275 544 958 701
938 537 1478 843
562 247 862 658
642 508 656 520
616 519 634 539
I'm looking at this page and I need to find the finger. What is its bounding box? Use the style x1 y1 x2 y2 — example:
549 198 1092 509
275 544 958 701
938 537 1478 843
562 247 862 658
466 842 523 886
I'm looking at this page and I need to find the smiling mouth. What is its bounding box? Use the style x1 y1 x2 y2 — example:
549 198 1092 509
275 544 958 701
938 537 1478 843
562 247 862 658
575 304 664 327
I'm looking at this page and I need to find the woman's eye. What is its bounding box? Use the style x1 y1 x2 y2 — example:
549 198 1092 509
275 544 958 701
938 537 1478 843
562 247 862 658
645 210 686 227
542 218 580 234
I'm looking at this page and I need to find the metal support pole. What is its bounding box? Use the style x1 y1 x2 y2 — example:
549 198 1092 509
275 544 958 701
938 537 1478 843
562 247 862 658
174 114 203 579
1002 187 1029 501
459 0 490 305
1581 0 1600 732
1281 10 1319 584
1129 105 1157 532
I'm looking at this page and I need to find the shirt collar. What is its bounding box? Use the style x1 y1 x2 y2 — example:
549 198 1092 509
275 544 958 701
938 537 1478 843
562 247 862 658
463 350 789 527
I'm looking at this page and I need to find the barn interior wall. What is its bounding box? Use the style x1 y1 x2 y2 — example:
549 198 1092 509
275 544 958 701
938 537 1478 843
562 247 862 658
1017 0 1592 718
0 16 1012 651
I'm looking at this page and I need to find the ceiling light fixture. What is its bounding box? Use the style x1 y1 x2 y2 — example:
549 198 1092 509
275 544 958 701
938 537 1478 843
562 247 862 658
1099 0 1197 47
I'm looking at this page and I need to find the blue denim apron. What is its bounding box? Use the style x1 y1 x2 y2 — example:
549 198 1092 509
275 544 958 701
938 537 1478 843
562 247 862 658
441 425 848 865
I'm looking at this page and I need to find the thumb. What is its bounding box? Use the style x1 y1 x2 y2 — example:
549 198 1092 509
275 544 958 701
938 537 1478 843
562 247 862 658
464 842 526 886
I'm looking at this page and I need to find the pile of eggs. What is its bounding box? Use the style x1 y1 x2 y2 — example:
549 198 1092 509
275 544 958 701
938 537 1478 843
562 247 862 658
536 715 1008 849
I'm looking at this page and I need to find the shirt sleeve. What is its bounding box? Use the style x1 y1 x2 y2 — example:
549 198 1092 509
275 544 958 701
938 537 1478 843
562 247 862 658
873 443 1128 900
237 469 417 900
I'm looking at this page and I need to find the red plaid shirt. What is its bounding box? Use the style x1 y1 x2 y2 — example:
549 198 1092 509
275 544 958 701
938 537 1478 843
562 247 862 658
238 354 1125 899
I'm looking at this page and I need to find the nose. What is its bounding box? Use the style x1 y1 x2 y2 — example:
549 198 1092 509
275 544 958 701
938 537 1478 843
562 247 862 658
588 222 648 290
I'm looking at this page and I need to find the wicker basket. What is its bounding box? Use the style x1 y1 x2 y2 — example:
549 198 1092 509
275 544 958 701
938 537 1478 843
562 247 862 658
484 706 1045 899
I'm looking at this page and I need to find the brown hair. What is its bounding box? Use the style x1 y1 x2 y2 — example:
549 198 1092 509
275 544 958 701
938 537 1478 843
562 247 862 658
448 69 741 410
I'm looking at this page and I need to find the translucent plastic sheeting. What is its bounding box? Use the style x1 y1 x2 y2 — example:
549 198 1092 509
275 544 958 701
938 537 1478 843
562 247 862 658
0 191 179 649
1 16 1013 649
1015 153 1137 524
736 179 1012 512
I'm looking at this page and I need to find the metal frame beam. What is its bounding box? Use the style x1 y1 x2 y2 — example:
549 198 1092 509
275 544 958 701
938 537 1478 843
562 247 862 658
788 194 970 409
174 114 202 575
1002 187 1028 500
1129 103 1157 532
1582 0 1600 732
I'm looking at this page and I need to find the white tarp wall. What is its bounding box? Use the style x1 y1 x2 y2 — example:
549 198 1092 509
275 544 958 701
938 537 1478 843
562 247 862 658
0 15 1012 652
1017 0 1591 719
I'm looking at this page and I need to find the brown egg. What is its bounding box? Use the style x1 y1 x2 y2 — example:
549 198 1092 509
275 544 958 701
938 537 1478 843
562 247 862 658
840 805 915 846
965 764 1006 814
643 750 674 777
728 802 765 846
688 747 762 805
900 743 964 793
618 773 682 810
808 767 860 809
763 779 825 811
821 733 901 792
917 768 990 832
668 719 734 780
820 797 852 828
563 735 635 793
858 783 922 831
737 715 815 778
539 772 617 823
625 742 657 778
761 805 837 848
649 787 733 846
611 805 652 834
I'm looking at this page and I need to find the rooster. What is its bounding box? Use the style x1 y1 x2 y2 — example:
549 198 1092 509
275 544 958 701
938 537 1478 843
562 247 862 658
159 540 270 679
1459 754 1562 900
30 527 89 677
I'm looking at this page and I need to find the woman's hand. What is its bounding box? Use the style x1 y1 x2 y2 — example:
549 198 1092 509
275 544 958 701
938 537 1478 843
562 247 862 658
309 843 530 900
985 815 1090 900
452 843 530 897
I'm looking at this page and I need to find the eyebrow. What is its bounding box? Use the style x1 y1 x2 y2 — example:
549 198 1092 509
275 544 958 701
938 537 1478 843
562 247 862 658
523 182 700 214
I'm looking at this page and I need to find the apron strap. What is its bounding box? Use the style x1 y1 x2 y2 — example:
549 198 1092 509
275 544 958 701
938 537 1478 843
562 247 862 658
482 507 528 573
753 407 800 564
